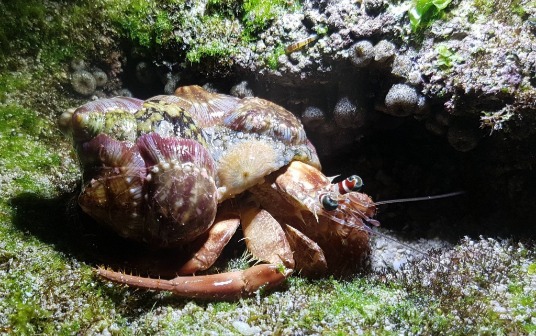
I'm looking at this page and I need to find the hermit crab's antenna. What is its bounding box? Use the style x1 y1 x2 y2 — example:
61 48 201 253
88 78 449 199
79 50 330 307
373 191 466 206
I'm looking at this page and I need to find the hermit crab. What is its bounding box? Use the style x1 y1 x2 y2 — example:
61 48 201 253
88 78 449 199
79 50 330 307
61 85 377 299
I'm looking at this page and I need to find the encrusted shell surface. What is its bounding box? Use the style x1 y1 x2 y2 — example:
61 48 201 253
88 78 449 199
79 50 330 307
71 97 143 143
78 132 218 246
135 98 207 146
223 97 307 146
78 134 148 241
69 86 320 245
173 85 241 127
137 133 217 245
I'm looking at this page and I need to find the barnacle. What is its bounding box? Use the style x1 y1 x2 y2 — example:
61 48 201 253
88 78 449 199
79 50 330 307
301 106 326 129
92 69 108 87
71 70 97 96
349 40 374 68
373 40 396 64
230 80 254 98
384 83 420 117
70 58 86 71
333 96 366 128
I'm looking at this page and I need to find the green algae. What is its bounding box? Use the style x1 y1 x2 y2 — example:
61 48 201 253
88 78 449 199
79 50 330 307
0 0 112 67
0 211 126 334
106 0 174 50
242 0 301 39
435 44 463 70
105 0 301 65
265 44 286 70
408 0 453 32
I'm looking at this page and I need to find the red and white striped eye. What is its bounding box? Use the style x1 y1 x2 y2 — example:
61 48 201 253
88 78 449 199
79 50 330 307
334 175 363 194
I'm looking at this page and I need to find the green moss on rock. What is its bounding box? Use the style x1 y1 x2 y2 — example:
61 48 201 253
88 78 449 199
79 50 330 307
242 0 301 40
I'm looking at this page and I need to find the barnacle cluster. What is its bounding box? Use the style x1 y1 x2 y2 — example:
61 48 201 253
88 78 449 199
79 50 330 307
69 59 109 97
349 39 397 69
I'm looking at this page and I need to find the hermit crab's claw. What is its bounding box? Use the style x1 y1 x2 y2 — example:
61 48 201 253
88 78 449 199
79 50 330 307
97 263 291 300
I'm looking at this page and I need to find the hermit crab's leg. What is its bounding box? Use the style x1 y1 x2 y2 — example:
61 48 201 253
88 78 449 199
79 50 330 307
240 200 295 269
97 264 291 299
176 202 240 275
284 225 328 277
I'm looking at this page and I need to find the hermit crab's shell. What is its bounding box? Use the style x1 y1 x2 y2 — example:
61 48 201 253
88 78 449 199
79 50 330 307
134 96 207 146
170 86 322 201
69 97 143 144
223 97 308 146
71 95 219 247
137 133 218 246
172 85 241 127
78 132 218 247
78 133 148 240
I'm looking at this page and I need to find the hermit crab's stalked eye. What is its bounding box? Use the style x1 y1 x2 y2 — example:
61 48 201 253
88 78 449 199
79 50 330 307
319 193 339 211
334 175 364 194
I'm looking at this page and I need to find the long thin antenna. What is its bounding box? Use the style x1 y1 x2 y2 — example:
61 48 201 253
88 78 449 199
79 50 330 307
374 191 465 206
